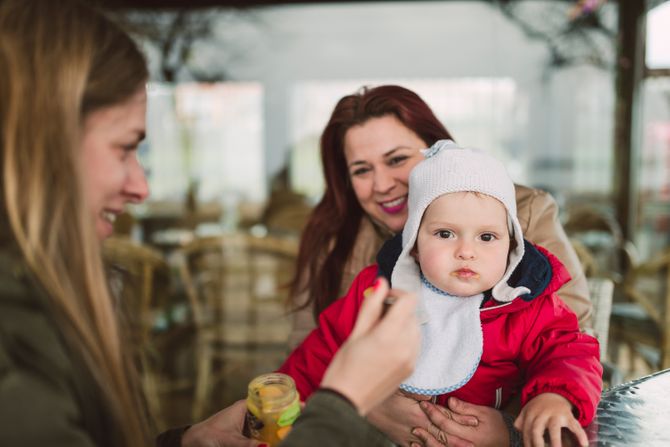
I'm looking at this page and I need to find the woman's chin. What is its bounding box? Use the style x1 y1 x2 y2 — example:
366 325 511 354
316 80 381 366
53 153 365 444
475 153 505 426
96 219 114 241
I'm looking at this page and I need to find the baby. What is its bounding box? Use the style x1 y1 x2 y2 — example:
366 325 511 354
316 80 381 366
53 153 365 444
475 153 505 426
280 140 602 445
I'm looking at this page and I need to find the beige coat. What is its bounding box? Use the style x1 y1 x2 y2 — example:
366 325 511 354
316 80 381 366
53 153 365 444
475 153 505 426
288 185 591 349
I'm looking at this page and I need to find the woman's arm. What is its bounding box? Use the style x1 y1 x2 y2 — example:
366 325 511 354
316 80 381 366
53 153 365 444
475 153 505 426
179 278 419 447
287 218 385 350
284 277 419 446
279 391 389 447
0 276 102 447
279 266 379 399
0 344 99 447
177 396 385 447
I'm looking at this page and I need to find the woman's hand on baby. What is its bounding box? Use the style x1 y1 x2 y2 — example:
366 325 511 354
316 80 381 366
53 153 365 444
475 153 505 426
514 393 588 447
413 397 508 447
367 391 430 446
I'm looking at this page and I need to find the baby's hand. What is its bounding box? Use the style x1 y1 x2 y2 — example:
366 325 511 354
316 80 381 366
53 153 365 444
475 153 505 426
514 393 588 447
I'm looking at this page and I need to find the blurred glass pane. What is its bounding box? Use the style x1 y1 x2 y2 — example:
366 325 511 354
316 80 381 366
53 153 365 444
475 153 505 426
144 82 266 204
289 78 526 200
289 71 614 204
637 77 670 258
647 2 670 69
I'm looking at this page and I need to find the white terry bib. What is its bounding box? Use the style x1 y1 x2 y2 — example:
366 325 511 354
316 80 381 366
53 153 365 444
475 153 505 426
400 278 483 396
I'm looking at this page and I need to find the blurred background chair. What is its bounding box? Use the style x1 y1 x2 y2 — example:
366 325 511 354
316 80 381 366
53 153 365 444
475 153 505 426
177 233 297 420
610 247 670 376
103 236 174 430
564 206 626 284
256 166 313 236
586 277 623 387
569 211 667 381
568 232 623 387
569 238 599 278
258 189 313 236
588 277 614 360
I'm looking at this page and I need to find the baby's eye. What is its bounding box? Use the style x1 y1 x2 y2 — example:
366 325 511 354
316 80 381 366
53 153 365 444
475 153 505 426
436 230 453 239
480 233 497 242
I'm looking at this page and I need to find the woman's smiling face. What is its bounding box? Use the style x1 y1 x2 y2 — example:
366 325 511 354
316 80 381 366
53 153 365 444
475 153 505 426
81 87 149 241
344 114 427 234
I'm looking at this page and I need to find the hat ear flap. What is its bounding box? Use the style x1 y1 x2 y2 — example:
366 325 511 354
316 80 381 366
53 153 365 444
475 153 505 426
491 214 528 302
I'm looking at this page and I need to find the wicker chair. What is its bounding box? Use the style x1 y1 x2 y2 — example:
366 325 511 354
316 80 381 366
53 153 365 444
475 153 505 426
177 233 297 420
570 238 599 278
610 247 670 374
588 278 614 359
564 206 626 283
588 277 624 387
103 236 172 429
569 238 623 386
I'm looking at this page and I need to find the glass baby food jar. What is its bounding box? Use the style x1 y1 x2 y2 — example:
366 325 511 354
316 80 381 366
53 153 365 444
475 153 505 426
246 373 301 446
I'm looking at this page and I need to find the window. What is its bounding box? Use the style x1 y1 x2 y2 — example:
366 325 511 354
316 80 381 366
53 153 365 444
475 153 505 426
646 2 670 69
143 82 266 204
289 74 614 204
289 78 526 200
636 2 670 257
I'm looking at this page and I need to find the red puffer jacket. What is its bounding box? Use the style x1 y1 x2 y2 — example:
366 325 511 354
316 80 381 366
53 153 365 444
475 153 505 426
279 243 602 426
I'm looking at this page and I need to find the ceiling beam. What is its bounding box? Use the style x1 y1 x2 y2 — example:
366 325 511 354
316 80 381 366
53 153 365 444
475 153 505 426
99 0 462 10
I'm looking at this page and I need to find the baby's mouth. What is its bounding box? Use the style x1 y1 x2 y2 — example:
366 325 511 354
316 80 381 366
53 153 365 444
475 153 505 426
451 268 480 279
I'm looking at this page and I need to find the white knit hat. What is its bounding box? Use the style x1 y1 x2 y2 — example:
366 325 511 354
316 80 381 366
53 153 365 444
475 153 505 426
391 139 529 306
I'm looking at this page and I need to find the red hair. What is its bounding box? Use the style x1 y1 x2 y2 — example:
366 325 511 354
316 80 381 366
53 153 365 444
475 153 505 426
290 85 454 319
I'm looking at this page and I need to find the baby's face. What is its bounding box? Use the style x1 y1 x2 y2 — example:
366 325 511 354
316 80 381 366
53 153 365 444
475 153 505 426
414 192 510 297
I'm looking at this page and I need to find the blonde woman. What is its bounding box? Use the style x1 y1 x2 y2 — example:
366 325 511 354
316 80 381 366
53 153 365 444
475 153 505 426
0 2 419 446
0 0 151 445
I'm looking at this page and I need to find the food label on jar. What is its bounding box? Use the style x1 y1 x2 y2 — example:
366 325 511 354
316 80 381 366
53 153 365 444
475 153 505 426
277 400 300 427
246 410 264 436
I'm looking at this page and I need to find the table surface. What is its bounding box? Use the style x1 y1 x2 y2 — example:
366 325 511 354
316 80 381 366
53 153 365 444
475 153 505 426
586 368 670 446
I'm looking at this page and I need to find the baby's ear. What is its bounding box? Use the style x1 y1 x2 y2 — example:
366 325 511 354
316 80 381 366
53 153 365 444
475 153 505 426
410 244 419 259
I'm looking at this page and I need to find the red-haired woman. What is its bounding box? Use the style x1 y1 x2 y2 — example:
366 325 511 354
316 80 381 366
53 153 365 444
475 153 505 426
288 84 592 446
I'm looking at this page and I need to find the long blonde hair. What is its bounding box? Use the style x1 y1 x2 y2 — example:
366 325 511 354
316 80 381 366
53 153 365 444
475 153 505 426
0 0 149 444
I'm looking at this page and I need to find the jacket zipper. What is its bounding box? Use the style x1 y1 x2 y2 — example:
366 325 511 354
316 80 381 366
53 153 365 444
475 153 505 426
494 387 503 409
480 301 514 312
